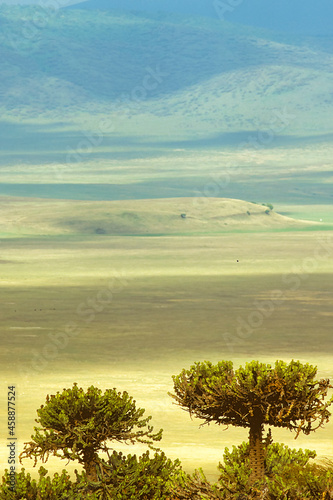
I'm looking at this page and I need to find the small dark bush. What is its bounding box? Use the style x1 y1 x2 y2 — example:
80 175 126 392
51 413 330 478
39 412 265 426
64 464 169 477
74 450 182 500
218 441 333 499
0 467 78 500
171 468 224 499
1 452 182 499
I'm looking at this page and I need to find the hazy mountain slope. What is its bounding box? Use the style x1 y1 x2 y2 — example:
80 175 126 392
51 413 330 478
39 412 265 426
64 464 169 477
2 7 301 103
149 65 333 137
0 6 332 139
71 0 333 35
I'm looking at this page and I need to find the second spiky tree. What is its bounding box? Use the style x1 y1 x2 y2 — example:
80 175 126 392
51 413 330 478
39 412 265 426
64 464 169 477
170 359 332 484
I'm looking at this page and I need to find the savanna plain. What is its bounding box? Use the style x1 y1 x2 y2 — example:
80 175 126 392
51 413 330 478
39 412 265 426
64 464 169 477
0 2 333 484
0 192 332 480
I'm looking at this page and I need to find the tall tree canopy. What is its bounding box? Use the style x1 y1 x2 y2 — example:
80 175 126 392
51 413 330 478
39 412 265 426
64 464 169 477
20 384 163 483
170 359 333 483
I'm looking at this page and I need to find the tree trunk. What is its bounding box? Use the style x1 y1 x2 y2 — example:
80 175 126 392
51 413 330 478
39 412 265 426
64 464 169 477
248 423 265 485
83 447 99 483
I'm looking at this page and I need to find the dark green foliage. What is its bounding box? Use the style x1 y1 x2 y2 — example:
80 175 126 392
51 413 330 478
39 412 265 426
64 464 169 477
262 203 274 211
171 468 224 500
170 360 333 435
218 441 316 495
267 461 333 499
2 451 333 500
75 450 182 499
0 453 182 500
20 384 162 483
0 467 81 500
3 375 333 499
170 359 333 484
218 441 333 499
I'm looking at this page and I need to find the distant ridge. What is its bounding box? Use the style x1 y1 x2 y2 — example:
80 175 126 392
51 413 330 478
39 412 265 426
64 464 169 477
70 0 333 35
68 0 224 18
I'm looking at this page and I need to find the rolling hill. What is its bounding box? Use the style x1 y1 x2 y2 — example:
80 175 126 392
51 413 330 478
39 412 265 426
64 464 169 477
0 196 315 236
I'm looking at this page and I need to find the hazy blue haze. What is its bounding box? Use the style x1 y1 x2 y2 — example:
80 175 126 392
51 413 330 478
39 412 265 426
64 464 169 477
69 0 333 35
1 0 332 34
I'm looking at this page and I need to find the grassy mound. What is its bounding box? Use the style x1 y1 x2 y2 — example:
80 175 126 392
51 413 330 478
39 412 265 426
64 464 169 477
0 196 315 236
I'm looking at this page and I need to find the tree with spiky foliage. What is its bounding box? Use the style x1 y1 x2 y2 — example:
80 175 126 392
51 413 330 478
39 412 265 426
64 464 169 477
20 384 162 484
170 359 333 485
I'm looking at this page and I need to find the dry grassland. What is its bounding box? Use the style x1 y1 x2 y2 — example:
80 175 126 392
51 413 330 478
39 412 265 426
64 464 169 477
0 197 332 479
